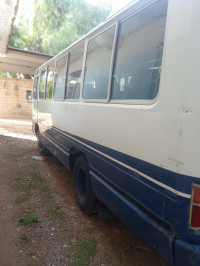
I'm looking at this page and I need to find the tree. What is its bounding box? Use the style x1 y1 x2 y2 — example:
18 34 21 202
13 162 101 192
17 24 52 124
9 0 111 55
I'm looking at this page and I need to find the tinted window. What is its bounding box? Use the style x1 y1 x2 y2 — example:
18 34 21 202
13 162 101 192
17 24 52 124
46 62 55 100
83 26 115 100
65 47 84 100
111 1 168 100
39 69 47 99
54 55 67 100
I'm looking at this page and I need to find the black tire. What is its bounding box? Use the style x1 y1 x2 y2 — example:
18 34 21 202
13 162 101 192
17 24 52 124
37 136 50 156
73 155 97 214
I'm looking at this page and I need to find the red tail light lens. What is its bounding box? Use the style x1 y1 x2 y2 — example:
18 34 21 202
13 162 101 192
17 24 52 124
190 185 200 228
191 205 200 228
193 187 200 203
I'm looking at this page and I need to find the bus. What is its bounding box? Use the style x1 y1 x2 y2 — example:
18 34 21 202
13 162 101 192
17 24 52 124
29 0 200 264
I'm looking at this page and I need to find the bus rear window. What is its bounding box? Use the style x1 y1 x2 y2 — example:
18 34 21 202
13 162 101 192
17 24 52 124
111 0 168 101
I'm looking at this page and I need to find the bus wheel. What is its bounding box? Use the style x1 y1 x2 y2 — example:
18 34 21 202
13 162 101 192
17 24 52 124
37 137 50 156
73 155 97 214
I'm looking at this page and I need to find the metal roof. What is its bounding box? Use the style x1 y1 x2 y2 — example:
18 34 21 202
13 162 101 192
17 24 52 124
0 47 53 75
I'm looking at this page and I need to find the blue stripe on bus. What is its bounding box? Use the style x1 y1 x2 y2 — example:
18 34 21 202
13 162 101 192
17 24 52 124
42 126 200 243
48 126 198 197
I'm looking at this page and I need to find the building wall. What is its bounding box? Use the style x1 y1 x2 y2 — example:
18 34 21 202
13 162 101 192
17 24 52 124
0 78 33 120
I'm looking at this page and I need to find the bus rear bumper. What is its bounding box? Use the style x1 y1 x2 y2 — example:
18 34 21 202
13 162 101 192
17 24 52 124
175 239 200 266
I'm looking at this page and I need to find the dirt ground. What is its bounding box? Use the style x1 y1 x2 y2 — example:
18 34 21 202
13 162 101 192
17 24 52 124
0 119 167 266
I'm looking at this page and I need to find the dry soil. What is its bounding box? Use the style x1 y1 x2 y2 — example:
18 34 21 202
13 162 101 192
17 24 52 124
0 119 167 266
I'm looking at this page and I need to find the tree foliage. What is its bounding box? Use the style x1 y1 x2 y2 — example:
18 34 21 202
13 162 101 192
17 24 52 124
9 0 111 55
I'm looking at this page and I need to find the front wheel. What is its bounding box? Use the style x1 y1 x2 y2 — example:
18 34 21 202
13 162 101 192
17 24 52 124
73 155 97 214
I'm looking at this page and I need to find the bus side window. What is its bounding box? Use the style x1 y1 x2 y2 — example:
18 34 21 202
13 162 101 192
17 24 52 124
83 26 115 100
39 69 47 99
54 55 67 100
46 62 55 100
111 1 167 100
65 46 84 100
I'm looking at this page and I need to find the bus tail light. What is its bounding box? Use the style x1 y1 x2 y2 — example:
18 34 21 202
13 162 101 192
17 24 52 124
190 185 200 228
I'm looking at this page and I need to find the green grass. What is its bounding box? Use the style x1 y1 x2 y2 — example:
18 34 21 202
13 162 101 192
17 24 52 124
41 185 48 192
15 213 41 226
85 226 97 234
47 205 65 219
69 237 97 266
100 254 113 264
16 172 43 191
15 171 46 204
29 172 43 187
16 179 32 203
17 181 31 192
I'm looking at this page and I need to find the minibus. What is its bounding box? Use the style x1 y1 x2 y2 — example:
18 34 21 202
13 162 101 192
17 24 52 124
30 0 200 264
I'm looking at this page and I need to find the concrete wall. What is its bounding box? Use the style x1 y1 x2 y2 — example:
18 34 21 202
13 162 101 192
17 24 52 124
0 78 33 120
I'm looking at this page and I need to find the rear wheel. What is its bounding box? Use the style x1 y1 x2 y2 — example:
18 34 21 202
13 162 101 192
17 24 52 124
73 155 97 214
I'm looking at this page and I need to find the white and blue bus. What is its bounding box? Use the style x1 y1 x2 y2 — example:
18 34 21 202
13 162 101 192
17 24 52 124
30 0 200 264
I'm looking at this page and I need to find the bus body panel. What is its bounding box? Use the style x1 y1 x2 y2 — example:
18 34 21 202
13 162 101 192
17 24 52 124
32 0 200 264
39 129 200 266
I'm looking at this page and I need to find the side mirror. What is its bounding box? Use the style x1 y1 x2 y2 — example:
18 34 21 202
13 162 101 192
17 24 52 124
26 90 32 103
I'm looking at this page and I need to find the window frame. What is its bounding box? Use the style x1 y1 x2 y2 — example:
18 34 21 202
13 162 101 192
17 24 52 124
53 53 68 101
38 67 47 101
45 60 56 101
33 74 39 100
82 22 118 103
108 1 167 105
64 44 85 102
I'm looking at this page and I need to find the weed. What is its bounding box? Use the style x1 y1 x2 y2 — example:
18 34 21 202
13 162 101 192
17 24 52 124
100 254 113 264
15 213 41 226
47 206 65 219
29 172 43 187
69 237 97 266
17 181 31 193
85 226 96 234
41 185 48 192
16 176 32 204
15 172 45 205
